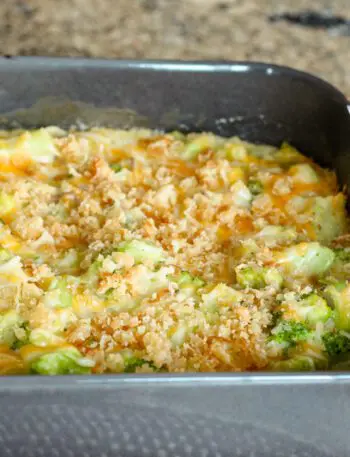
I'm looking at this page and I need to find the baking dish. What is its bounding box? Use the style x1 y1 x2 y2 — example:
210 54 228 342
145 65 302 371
0 57 349 457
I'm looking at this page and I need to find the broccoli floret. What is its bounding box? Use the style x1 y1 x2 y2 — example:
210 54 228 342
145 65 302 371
318 277 346 288
323 282 350 331
270 320 310 347
274 142 306 166
81 260 102 288
110 163 122 172
276 242 335 277
333 248 350 264
56 250 80 274
310 194 346 244
17 129 58 163
10 322 30 350
31 347 94 375
246 143 277 159
289 163 319 184
43 277 73 309
0 310 27 348
117 240 165 264
170 323 188 347
231 181 252 208
124 357 157 373
296 294 332 326
255 225 297 249
236 267 265 289
247 179 263 196
0 192 16 218
0 248 12 264
322 331 350 357
226 143 248 161
236 266 283 290
201 283 243 312
174 271 205 288
325 281 347 295
269 355 316 372
169 131 186 141
29 328 63 347
181 135 216 160
170 271 205 300
270 310 283 327
264 268 284 289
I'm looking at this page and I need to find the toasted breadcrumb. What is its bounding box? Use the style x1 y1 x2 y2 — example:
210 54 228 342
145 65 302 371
0 127 347 374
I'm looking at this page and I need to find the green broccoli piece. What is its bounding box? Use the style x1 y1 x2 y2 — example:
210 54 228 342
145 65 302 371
236 266 283 290
82 260 102 288
333 248 350 264
330 360 350 371
0 249 12 264
325 281 347 294
269 355 316 372
270 320 310 347
226 142 248 161
236 266 265 289
246 143 277 159
169 131 186 141
256 225 297 246
296 294 332 326
289 163 319 184
11 322 30 350
124 357 157 373
19 129 58 163
323 282 350 331
31 347 93 375
0 310 27 348
0 191 15 217
117 239 165 264
172 271 205 289
181 135 216 160
43 277 72 309
29 328 61 347
276 242 335 277
318 277 346 287
263 268 284 289
201 283 243 313
310 195 346 244
110 163 122 173
56 249 80 274
270 310 283 328
274 142 305 166
322 331 350 357
247 179 263 196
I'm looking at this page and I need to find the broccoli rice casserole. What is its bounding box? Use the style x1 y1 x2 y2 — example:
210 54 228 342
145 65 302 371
0 127 349 375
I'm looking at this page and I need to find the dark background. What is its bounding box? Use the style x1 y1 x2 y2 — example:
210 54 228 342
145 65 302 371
0 0 349 96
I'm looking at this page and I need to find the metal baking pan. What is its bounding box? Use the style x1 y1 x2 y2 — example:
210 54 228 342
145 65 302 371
0 57 349 457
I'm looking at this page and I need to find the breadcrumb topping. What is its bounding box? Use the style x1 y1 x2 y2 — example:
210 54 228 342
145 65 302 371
0 128 347 374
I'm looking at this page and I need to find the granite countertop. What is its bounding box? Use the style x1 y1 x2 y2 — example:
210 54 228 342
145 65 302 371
0 0 349 96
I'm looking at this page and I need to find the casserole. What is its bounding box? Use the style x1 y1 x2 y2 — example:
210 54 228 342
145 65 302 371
0 57 349 456
0 127 348 375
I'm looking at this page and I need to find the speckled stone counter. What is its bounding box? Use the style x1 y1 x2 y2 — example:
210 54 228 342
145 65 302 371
0 0 349 96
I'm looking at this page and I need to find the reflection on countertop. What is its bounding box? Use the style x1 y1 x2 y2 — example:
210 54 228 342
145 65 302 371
0 0 349 96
